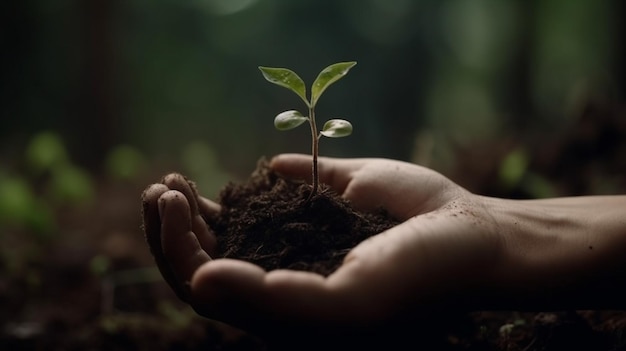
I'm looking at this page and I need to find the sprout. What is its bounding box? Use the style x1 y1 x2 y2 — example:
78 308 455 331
259 61 356 201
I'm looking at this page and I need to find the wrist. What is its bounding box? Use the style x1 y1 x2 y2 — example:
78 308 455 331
478 195 626 309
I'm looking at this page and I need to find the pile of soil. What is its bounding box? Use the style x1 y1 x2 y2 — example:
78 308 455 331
213 158 400 275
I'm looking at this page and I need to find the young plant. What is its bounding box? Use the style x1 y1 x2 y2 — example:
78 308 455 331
259 61 356 201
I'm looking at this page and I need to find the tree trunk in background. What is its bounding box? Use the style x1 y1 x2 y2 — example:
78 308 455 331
508 0 534 131
616 0 625 102
74 0 119 170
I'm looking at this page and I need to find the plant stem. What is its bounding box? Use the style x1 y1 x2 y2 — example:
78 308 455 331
307 105 319 202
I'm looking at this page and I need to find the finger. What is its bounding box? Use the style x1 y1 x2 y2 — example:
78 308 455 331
141 184 169 263
190 259 366 336
197 196 221 223
162 173 221 223
141 183 185 299
195 196 221 257
159 190 211 302
270 153 366 194
142 183 168 253
162 173 199 215
162 173 219 257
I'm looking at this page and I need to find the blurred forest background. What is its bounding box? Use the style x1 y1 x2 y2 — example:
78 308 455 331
1 0 625 349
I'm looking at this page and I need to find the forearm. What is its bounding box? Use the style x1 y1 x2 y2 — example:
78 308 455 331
481 195 626 309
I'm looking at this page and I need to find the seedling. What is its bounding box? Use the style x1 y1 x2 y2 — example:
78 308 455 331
259 61 356 201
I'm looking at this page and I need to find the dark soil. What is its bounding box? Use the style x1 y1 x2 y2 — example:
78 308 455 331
213 158 400 276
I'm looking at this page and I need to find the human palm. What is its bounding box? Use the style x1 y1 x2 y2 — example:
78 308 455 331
141 153 502 336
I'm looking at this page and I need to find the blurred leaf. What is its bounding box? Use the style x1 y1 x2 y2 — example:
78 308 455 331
158 301 196 328
49 165 94 206
523 173 557 199
0 177 36 226
320 119 352 138
90 254 111 276
203 0 260 16
25 131 68 174
258 66 308 105
499 148 528 189
0 173 55 237
25 199 56 238
274 110 308 131
311 61 356 107
105 145 146 180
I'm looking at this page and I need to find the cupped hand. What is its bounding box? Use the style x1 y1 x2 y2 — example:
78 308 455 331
141 153 504 338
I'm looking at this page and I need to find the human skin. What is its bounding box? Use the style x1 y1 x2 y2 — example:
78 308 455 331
141 153 626 339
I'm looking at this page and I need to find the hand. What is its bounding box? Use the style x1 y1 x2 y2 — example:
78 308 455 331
141 153 507 339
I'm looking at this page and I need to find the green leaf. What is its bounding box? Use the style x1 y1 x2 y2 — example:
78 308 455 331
259 66 308 105
49 164 94 206
0 177 35 225
311 61 357 107
499 148 529 189
25 131 69 174
105 144 146 180
320 119 352 138
274 110 308 131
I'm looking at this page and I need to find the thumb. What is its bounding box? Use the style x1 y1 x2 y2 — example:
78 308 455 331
270 153 365 194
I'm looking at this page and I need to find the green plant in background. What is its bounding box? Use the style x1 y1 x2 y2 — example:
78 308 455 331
1 131 75 238
498 147 557 198
0 131 96 284
259 61 356 200
25 131 95 207
0 131 96 244
105 144 147 181
0 172 54 237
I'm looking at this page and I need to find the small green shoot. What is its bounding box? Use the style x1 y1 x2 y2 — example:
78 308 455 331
259 61 356 201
